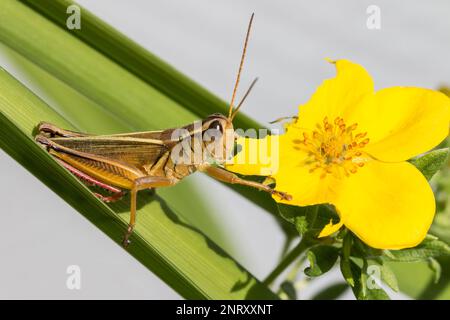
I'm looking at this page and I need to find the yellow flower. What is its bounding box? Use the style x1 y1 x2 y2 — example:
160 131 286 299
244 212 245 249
227 60 450 250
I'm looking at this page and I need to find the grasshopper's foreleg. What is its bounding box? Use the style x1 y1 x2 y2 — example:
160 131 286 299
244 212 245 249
199 164 292 201
123 176 176 248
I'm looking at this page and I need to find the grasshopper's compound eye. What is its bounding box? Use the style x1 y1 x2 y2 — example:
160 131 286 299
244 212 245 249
208 120 223 134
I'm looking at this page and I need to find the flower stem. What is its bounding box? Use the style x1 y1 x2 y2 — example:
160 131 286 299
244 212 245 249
263 238 310 286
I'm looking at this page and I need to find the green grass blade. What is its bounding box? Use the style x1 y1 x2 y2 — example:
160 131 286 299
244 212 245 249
0 67 277 299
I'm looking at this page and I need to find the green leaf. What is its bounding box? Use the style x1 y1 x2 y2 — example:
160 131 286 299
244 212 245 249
277 203 312 236
311 283 348 300
380 264 399 292
352 236 384 259
304 245 339 277
277 203 339 237
428 258 442 284
410 148 449 180
350 260 390 300
384 235 450 262
278 203 306 225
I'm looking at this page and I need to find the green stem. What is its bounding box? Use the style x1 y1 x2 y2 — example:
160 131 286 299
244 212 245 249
263 238 310 286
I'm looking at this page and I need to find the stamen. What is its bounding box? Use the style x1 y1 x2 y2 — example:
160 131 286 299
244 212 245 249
355 132 367 139
296 116 369 179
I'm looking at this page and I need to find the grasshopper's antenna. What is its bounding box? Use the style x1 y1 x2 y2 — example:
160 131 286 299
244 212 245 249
231 77 258 120
228 13 255 120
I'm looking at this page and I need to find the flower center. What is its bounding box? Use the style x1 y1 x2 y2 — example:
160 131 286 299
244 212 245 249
294 116 369 179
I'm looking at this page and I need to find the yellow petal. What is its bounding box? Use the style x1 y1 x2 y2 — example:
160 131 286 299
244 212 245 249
225 135 280 176
319 219 344 238
292 59 374 131
333 160 435 249
273 148 341 206
350 87 450 162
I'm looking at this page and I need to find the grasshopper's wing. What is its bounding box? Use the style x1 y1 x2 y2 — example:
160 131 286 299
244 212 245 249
51 131 174 167
43 131 175 189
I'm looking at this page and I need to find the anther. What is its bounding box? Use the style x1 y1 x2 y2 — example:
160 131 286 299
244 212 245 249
355 132 367 139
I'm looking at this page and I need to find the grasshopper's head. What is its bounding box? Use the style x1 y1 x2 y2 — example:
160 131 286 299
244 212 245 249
201 113 236 164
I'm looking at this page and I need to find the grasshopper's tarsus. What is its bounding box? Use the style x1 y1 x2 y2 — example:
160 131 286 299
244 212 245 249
122 225 134 248
271 190 293 201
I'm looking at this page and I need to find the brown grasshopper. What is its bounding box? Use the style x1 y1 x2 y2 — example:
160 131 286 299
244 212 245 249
35 14 291 247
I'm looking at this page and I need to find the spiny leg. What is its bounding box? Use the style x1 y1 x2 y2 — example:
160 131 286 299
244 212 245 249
199 164 292 201
123 176 176 248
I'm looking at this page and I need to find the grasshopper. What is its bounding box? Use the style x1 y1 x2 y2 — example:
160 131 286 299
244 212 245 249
35 14 291 247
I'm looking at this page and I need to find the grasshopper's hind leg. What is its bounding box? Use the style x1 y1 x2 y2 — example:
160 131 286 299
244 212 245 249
50 154 126 203
37 122 90 138
122 176 176 248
